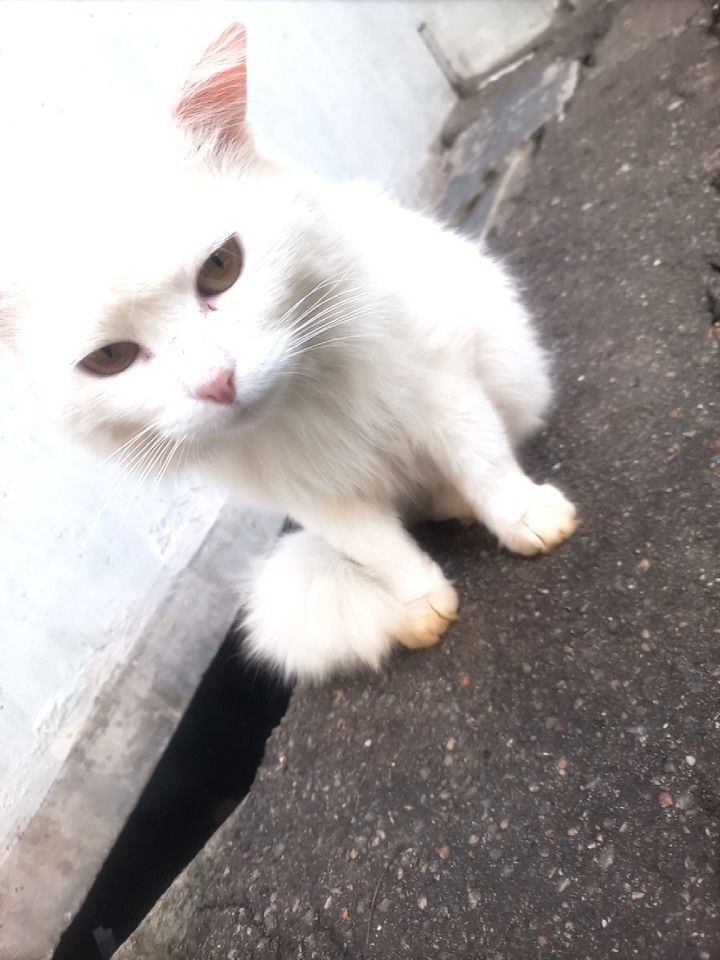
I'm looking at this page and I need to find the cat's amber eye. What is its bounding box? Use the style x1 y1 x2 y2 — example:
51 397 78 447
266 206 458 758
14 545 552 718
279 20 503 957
196 236 243 298
79 342 140 376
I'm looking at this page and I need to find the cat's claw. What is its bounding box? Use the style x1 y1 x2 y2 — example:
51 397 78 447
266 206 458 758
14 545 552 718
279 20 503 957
396 585 459 649
501 484 579 556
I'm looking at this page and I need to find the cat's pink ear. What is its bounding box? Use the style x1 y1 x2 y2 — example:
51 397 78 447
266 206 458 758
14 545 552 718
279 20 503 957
175 24 249 153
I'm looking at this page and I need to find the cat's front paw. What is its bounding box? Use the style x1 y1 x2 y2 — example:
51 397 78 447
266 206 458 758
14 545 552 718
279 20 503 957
396 585 459 649
493 482 579 556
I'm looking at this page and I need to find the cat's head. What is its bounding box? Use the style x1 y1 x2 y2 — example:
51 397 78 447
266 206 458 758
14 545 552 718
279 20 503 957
0 25 349 466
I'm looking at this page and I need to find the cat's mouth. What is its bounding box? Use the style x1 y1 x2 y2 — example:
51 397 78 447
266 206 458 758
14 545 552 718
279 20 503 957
189 379 281 438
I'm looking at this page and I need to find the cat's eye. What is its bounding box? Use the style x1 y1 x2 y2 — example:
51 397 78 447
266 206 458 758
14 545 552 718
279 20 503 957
79 341 140 376
196 236 243 298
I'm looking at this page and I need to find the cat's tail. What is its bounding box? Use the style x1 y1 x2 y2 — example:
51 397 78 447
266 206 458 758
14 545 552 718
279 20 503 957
242 529 405 682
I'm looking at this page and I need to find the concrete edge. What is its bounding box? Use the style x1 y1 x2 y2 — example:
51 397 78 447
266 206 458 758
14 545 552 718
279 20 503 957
0 502 282 960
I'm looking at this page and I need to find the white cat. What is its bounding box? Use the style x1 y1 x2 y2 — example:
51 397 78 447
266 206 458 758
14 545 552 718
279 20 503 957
0 25 577 680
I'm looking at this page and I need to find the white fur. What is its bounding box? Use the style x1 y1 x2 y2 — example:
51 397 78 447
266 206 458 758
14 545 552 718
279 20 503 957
244 529 405 680
1 25 577 681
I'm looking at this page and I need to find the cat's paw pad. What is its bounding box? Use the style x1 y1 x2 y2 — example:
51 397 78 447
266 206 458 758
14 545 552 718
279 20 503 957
396 585 459 650
502 484 579 556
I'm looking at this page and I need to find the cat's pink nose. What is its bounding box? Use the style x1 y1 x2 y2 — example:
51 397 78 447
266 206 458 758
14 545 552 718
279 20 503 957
196 368 236 405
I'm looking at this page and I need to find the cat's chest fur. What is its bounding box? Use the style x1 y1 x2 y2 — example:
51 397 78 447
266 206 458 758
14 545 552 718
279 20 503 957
205 330 444 513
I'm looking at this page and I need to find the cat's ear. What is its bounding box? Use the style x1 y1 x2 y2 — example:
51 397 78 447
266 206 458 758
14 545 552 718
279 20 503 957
175 24 250 155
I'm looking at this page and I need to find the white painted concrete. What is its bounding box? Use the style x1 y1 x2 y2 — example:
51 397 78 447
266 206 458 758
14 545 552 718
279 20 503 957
420 0 559 82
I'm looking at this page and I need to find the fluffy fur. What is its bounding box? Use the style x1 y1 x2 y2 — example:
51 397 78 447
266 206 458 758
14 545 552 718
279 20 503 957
1 25 578 680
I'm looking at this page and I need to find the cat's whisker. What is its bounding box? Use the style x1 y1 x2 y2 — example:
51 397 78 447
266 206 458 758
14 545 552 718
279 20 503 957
154 435 185 487
274 269 354 332
114 434 167 507
285 332 381 362
117 436 171 515
130 435 173 500
288 368 321 383
286 287 370 338
288 306 382 352
274 272 348 328
280 281 367 339
290 301 379 342
291 317 370 352
96 423 158 468
80 431 162 550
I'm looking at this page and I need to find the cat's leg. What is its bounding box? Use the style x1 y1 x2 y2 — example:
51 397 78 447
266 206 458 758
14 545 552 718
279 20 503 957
243 509 458 681
429 378 578 556
244 529 405 680
298 503 459 650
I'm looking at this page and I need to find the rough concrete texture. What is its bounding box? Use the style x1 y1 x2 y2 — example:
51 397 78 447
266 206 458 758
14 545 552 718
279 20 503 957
421 0 618 237
118 5 720 959
433 58 579 229
418 0 559 88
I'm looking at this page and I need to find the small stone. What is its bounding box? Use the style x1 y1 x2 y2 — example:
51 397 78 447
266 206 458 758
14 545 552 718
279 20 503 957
639 558 651 571
349 848 358 860
597 846 615 871
364 739 372 748
468 889 481 909
659 792 674 808
557 878 571 893
418 896 428 910
499 818 509 830
446 738 457 751
685 755 696 767
538 935 549 947
641 643 652 653
469 834 480 845
557 757 568 772
631 891 645 900
437 845 451 860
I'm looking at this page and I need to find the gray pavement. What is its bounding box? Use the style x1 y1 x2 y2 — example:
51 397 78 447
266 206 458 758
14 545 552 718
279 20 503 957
118 4 720 958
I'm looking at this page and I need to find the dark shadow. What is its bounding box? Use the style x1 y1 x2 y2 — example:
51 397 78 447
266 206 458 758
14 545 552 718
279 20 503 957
53 626 291 960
